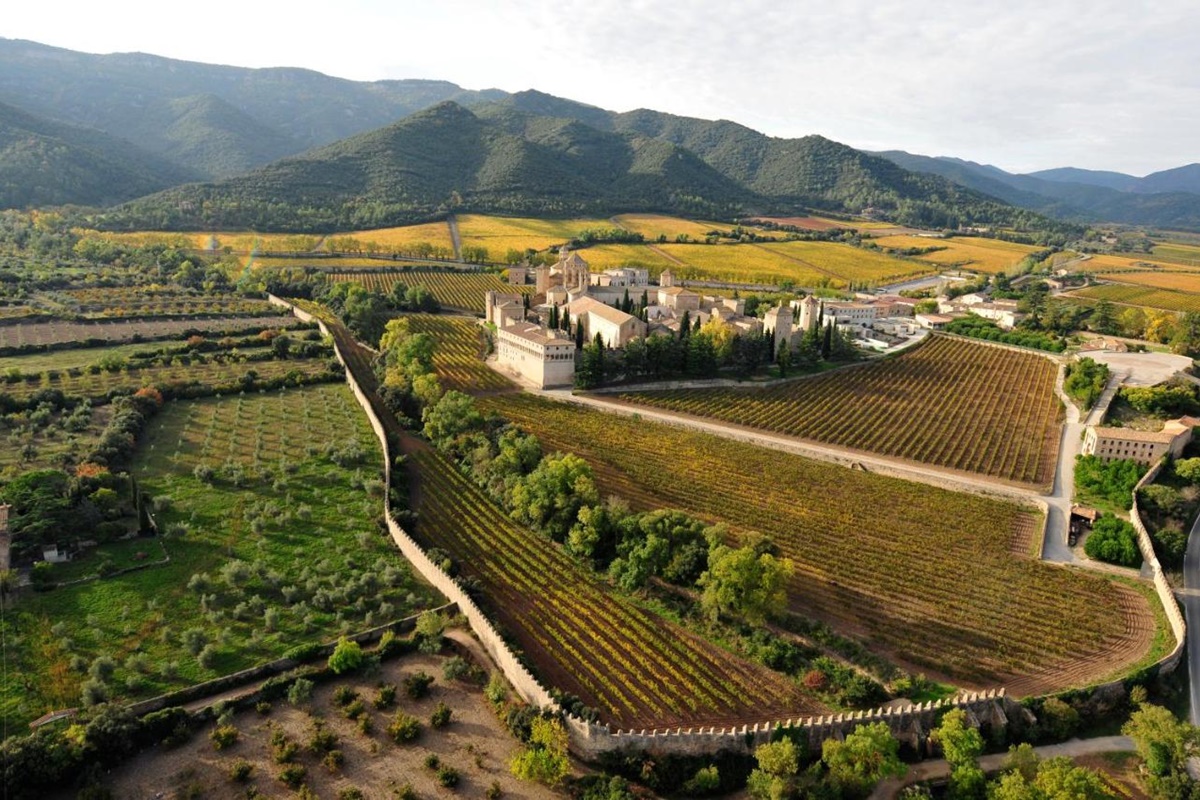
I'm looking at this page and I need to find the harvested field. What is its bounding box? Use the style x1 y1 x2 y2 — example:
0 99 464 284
409 444 821 729
479 393 1159 694
326 270 531 314
615 335 1063 487
0 314 292 350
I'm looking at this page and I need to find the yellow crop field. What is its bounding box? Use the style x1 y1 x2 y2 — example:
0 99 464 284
1150 243 1200 267
656 243 831 286
1072 252 1178 273
757 241 936 285
871 235 1042 273
1100 271 1200 293
325 221 453 253
572 244 679 273
455 214 610 256
613 213 737 241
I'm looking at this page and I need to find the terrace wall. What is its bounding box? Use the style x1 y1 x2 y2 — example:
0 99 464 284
268 294 1022 758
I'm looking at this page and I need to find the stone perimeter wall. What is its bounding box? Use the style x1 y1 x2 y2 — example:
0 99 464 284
1129 462 1188 675
268 294 1021 758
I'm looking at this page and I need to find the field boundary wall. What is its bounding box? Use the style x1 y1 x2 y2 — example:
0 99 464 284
269 294 1021 758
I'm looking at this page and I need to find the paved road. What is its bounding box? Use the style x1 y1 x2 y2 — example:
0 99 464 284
868 736 1134 799
1185 510 1200 726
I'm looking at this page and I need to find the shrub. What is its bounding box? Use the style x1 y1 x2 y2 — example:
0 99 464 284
404 670 434 699
486 781 504 799
424 754 441 770
394 783 417 800
229 760 254 782
388 712 422 743
437 765 460 788
443 656 477 682
1038 697 1080 741
282 642 323 662
80 678 109 707
255 701 272 715
337 789 364 800
277 763 306 789
430 702 453 729
88 656 116 682
509 717 570 786
328 637 365 674
197 644 218 670
332 686 359 707
288 678 314 706
273 738 300 764
374 683 397 709
683 765 721 795
210 725 239 750
323 749 345 773
343 699 366 721
308 720 339 753
485 672 508 705
1084 514 1141 567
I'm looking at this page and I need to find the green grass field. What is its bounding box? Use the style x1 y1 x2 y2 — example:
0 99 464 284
0 384 437 730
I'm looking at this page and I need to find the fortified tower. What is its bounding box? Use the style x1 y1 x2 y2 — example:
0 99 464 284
764 303 794 356
558 250 591 293
796 295 821 333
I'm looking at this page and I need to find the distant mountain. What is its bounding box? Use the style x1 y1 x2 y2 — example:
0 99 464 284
1026 167 1140 192
106 102 757 231
0 100 195 208
876 151 1200 230
1137 164 1200 195
0 37 507 179
478 91 1067 234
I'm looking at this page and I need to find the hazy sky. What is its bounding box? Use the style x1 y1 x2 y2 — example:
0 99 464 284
7 0 1198 175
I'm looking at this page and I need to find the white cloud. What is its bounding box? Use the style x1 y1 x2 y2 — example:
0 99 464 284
5 0 1198 174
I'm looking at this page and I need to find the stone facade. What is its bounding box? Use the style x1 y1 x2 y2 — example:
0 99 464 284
568 296 647 348
1082 418 1198 465
495 322 576 388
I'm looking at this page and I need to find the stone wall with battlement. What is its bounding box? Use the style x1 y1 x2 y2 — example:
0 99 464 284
269 294 1022 758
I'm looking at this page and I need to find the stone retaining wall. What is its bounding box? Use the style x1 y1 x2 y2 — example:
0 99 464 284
1129 462 1187 674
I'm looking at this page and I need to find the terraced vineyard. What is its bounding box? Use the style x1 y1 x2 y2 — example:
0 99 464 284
326 269 532 313
0 314 293 349
405 314 515 392
479 393 1158 695
48 288 274 318
410 445 819 728
615 336 1063 486
1 356 338 402
1069 282 1200 313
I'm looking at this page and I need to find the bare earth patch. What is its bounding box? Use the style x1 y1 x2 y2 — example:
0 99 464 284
90 652 560 800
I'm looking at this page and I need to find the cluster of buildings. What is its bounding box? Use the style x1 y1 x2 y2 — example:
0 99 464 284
488 250 950 387
916 291 1025 331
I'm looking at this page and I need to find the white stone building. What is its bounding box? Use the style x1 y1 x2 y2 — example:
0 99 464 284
568 296 647 348
494 322 576 388
1082 417 1199 465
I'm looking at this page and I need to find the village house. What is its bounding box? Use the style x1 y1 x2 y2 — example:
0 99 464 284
1082 417 1200 465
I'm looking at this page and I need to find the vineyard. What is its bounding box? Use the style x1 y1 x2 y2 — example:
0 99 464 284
1070 253 1174 273
326 269 532 313
1087 271 1200 293
325 221 454 253
1150 242 1200 267
569 244 678 273
479 393 1158 694
1 384 436 730
756 241 937 285
613 213 743 241
1 356 338 402
405 314 515 393
409 444 819 728
870 235 1044 273
78 230 319 253
615 336 1063 486
0 314 293 349
455 214 610 255
1068 283 1200 313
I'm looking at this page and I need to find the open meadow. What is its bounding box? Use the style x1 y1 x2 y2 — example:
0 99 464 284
0 383 437 731
478 393 1160 695
615 335 1064 487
